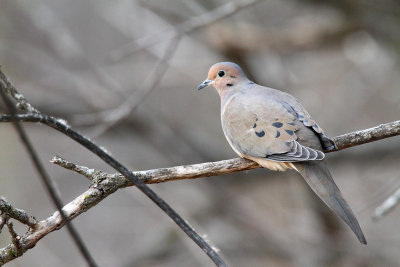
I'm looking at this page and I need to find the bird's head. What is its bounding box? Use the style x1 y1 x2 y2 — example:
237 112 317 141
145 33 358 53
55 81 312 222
197 62 248 95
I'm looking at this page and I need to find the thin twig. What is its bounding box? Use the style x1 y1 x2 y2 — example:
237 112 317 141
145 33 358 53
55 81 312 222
0 197 37 228
372 186 400 221
0 72 226 266
0 78 98 267
108 0 262 62
0 215 7 234
6 221 22 257
0 70 39 114
87 35 182 137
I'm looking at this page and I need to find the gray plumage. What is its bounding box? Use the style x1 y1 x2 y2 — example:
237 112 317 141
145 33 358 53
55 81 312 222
198 62 366 244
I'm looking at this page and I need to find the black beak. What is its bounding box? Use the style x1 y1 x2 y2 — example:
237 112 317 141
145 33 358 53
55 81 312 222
197 79 212 90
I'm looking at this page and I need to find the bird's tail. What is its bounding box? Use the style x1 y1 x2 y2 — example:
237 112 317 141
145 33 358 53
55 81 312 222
293 161 367 244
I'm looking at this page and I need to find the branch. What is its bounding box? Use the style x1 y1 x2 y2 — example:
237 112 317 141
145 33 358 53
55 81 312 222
372 186 400 221
108 0 262 62
0 186 112 265
0 115 398 185
0 78 97 267
331 120 400 151
0 197 37 228
0 117 398 265
0 77 226 265
49 120 400 186
80 36 182 136
51 156 258 185
0 69 39 113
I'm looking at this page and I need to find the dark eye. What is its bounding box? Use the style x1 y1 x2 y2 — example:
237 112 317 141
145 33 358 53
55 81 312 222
217 70 225 77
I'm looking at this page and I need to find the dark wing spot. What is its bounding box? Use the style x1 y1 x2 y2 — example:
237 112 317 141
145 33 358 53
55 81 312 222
275 131 280 138
253 123 257 128
275 118 278 121
255 130 265 137
285 129 294 136
255 118 258 121
230 75 236 78
287 122 295 126
272 122 283 128
226 83 233 87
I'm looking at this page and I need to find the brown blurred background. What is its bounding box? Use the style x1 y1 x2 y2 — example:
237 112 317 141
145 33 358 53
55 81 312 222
1 0 400 266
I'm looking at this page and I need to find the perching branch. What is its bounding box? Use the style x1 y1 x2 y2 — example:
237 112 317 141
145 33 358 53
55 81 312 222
0 116 399 264
0 115 399 186
50 120 400 186
331 121 400 151
0 119 397 264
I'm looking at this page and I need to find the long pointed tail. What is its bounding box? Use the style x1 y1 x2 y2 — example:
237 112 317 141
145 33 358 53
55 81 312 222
293 161 367 244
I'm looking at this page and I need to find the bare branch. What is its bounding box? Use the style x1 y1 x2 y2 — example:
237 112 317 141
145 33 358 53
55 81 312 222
0 215 7 234
50 120 400 187
108 0 262 62
0 74 98 267
372 186 400 221
51 155 258 185
331 121 400 151
6 221 22 256
87 36 182 136
0 116 398 265
0 71 226 266
0 71 39 114
0 197 37 228
0 175 129 265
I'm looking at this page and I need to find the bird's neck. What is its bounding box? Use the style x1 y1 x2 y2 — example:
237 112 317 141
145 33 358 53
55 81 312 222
219 88 241 113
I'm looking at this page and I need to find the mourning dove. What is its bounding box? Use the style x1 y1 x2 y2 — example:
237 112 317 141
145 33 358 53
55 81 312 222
198 62 366 244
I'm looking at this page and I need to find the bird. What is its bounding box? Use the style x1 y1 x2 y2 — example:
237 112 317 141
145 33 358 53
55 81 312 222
197 62 367 244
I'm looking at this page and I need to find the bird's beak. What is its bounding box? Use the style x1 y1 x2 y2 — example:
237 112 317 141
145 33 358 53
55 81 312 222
197 79 213 90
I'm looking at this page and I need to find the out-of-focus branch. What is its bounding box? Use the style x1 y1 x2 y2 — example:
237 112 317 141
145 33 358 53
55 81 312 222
108 0 262 62
79 36 182 136
372 186 400 221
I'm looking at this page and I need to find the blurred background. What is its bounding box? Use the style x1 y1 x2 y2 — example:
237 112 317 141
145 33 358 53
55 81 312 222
0 0 400 266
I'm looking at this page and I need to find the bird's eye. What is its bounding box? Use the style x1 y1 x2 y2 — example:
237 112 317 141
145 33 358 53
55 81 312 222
217 70 225 77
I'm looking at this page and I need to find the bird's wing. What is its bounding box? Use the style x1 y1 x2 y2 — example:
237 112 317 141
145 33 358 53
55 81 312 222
222 89 324 162
274 90 337 151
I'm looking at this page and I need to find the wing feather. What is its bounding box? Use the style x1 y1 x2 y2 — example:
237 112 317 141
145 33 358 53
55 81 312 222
221 87 327 162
